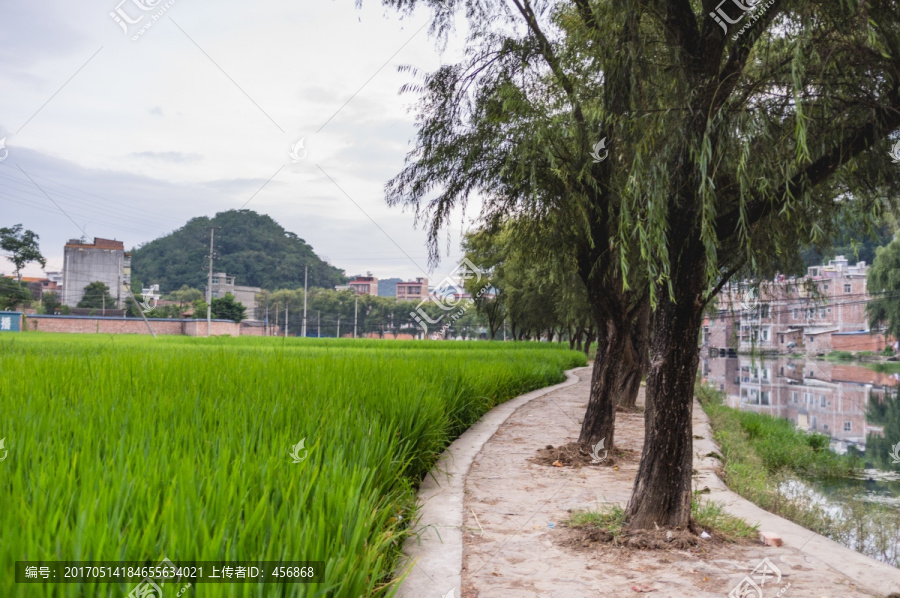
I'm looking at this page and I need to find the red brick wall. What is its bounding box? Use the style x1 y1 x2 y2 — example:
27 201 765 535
832 332 889 352
28 316 240 336
239 323 268 336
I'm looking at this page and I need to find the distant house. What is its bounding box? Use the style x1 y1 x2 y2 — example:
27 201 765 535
62 238 131 309
9 276 60 301
208 273 261 320
395 277 429 302
348 273 379 296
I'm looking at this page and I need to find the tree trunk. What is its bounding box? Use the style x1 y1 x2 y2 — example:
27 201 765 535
616 298 651 411
575 330 583 351
583 326 595 357
578 319 625 448
626 259 705 530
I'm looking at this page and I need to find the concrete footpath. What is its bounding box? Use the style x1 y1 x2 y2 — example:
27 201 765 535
397 366 900 597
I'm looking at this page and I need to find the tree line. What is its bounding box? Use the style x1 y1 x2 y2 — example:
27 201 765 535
375 0 900 530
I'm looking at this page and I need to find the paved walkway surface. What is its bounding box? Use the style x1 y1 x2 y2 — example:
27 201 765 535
454 366 900 598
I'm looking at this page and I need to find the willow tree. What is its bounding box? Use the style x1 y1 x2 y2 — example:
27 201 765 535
381 0 900 530
379 0 653 451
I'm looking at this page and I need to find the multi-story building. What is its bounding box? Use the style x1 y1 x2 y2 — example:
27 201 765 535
209 273 261 320
62 238 131 308
348 273 379 296
395 277 428 302
706 256 883 355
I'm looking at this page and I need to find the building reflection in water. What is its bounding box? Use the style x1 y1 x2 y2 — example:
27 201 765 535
702 356 899 456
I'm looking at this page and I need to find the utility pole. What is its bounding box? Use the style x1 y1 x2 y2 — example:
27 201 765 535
317 310 320 338
285 303 289 338
206 227 215 337
354 294 358 338
337 301 342 338
301 265 308 338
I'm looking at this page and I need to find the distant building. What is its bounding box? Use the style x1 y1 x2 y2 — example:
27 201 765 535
62 238 131 309
378 278 402 297
13 276 59 301
45 271 63 299
705 256 884 355
348 273 379 295
208 273 261 320
142 284 161 306
396 277 429 302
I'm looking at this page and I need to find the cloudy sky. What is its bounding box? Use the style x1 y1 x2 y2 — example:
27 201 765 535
0 0 476 286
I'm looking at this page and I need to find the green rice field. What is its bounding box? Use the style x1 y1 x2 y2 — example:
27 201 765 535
0 334 586 597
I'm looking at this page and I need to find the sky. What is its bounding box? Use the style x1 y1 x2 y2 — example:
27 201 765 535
0 0 476 287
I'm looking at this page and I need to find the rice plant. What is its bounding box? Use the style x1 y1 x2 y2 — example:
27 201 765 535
0 334 586 597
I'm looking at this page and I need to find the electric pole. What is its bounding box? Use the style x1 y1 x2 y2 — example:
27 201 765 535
285 303 289 338
317 310 320 338
301 265 308 338
337 301 342 338
206 227 215 337
354 294 358 338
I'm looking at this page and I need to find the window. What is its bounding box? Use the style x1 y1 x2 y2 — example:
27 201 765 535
823 284 829 291
792 308 799 320
844 284 852 293
720 311 726 322
761 304 770 318
820 395 827 407
211 277 219 284
792 391 798 403
760 391 770 405
844 421 852 432
824 424 829 430
761 329 770 342
811 268 819 276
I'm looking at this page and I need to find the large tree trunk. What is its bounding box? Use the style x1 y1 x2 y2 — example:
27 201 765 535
626 258 705 530
616 298 651 411
578 318 625 448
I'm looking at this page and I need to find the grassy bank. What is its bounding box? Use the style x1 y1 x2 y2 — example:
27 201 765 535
0 334 586 597
697 384 900 566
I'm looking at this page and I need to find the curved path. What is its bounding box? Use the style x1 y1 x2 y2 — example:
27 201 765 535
398 366 900 597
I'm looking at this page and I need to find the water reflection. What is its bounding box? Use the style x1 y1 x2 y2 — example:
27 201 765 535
703 355 900 565
702 355 900 463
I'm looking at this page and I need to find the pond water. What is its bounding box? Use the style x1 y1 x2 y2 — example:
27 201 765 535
703 355 900 565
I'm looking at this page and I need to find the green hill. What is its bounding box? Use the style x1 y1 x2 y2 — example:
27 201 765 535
130 210 345 292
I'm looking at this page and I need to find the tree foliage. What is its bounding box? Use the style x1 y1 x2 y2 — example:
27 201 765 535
0 278 32 310
77 282 116 310
210 293 247 323
866 237 900 339
378 0 900 530
0 224 45 281
41 292 61 314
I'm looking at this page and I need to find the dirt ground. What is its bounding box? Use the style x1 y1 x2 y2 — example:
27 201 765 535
460 366 892 598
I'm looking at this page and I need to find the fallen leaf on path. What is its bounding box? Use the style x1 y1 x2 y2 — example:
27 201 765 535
632 585 657 593
552 460 564 467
